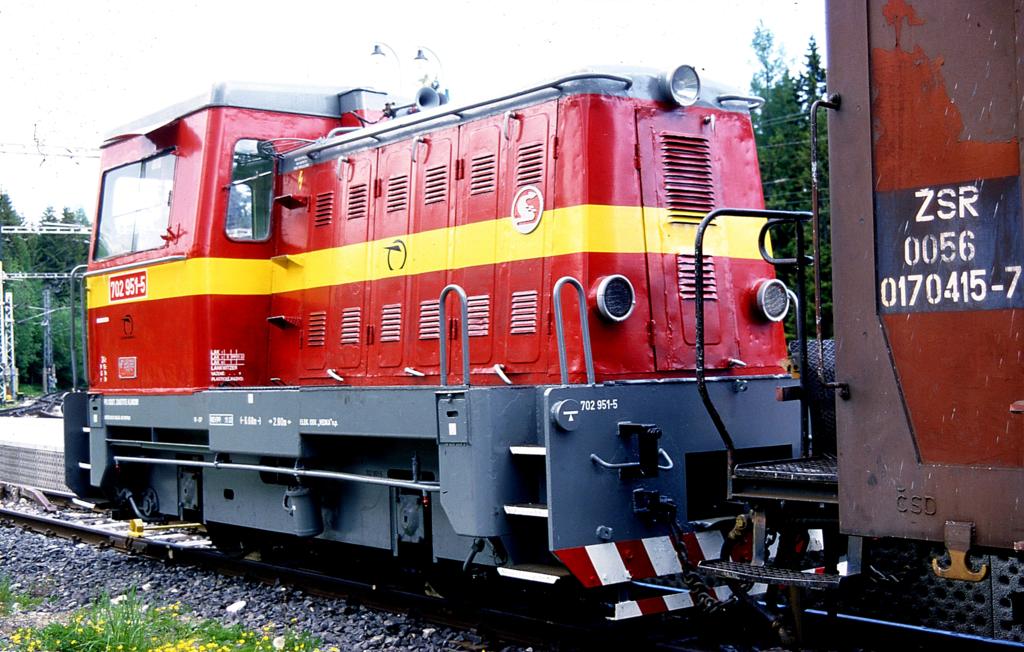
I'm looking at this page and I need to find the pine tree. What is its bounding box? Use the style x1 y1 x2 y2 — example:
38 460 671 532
0 194 90 392
750 28 832 338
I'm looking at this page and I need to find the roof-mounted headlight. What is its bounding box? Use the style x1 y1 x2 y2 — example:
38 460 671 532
664 65 701 106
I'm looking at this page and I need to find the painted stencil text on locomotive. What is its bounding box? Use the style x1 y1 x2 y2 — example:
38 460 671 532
108 269 148 303
209 349 246 382
875 175 1023 313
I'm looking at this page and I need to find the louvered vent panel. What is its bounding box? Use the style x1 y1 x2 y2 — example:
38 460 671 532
515 142 544 187
424 165 448 205
660 134 715 218
313 192 334 227
509 290 539 335
306 311 328 347
467 294 490 338
386 175 409 213
340 307 361 345
677 254 718 301
418 300 441 340
470 154 497 195
380 303 403 342
347 183 368 220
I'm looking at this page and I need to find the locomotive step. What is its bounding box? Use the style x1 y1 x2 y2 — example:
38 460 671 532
697 559 841 589
730 455 838 503
496 563 571 584
503 503 549 518
509 445 546 456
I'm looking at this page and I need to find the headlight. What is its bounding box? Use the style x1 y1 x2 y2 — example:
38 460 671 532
755 279 790 322
595 275 636 322
664 65 701 106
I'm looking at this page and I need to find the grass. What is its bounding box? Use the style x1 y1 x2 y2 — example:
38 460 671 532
0 576 43 616
5 592 331 652
16 384 43 398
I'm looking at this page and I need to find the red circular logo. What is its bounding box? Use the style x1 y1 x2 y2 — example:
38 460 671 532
511 185 544 234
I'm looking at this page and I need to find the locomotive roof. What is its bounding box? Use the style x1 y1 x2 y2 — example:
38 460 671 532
102 82 383 145
103 66 757 151
282 65 759 170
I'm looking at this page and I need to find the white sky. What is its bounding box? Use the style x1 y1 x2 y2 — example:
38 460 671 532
0 0 824 223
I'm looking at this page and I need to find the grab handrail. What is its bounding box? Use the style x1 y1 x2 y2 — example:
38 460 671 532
317 73 633 148
68 264 88 389
438 284 471 386
694 208 812 472
552 276 595 385
810 94 841 382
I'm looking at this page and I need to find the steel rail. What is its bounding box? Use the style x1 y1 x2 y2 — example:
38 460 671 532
0 495 1009 649
0 503 632 650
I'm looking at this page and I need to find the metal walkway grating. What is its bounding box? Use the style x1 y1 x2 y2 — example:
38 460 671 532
733 455 838 483
699 559 840 589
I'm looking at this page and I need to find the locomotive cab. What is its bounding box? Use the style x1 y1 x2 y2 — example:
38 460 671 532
85 85 378 392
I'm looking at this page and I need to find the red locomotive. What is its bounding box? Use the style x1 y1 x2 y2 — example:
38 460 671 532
64 0 1024 642
84 72 786 392
69 66 803 622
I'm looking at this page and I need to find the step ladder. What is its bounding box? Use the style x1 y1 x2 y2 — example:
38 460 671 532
504 445 550 516
730 454 838 504
496 563 570 584
496 442 569 584
699 454 860 588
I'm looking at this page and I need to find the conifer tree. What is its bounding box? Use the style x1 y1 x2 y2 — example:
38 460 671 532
0 194 90 391
750 27 831 337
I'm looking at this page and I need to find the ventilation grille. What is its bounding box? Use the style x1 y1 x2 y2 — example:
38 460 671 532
467 294 490 337
418 300 441 340
516 142 544 187
347 183 368 220
305 310 328 347
380 303 402 342
660 133 715 218
470 153 497 195
386 175 409 212
340 307 361 345
509 290 539 335
678 254 718 301
424 165 447 205
313 192 334 227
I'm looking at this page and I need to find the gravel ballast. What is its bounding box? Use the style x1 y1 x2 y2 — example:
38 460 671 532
0 514 540 651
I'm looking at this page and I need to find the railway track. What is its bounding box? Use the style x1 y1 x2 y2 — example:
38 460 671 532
1 487 1018 651
0 392 66 418
0 490 709 650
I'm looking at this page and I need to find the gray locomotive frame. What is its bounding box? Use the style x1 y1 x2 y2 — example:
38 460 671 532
66 375 799 570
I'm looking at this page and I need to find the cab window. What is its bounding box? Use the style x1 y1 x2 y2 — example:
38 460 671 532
226 139 274 241
94 151 176 260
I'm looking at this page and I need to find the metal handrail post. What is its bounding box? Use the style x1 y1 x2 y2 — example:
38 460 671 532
68 264 88 390
694 208 812 475
794 212 810 457
552 276 595 385
323 73 633 141
438 284 471 386
810 94 841 382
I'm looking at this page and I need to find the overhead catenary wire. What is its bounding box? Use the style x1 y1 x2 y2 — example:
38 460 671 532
0 142 101 160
